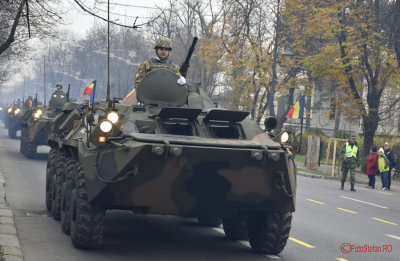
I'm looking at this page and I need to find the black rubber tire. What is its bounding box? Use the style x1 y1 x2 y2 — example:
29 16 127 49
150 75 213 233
8 125 16 139
20 126 26 154
22 127 37 159
46 148 58 211
51 150 67 220
197 217 223 227
246 212 292 255
60 157 76 235
70 161 104 249
223 214 248 240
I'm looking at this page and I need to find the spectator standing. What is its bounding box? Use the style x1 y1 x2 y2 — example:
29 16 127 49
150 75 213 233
383 142 395 190
365 146 378 189
378 148 390 190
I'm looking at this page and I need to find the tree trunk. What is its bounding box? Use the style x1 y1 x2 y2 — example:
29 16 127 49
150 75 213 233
334 106 341 133
0 0 26 55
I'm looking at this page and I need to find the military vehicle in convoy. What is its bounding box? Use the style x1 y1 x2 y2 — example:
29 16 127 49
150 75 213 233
20 92 67 158
46 67 297 254
7 100 24 139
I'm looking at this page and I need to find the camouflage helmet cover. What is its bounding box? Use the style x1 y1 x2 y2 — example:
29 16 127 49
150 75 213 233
56 82 63 88
154 37 172 50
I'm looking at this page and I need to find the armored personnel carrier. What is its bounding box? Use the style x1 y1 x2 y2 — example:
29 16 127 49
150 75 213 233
7 101 24 139
20 92 67 158
46 68 297 254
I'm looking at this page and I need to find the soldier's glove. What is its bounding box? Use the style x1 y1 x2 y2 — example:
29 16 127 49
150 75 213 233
177 76 186 85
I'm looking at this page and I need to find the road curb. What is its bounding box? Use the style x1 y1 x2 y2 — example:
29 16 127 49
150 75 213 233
297 171 369 184
0 171 23 261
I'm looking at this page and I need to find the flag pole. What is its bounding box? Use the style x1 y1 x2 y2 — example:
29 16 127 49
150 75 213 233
299 115 304 153
106 0 111 106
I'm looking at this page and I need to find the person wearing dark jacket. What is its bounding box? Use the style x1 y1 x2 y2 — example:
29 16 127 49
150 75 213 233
383 142 395 190
365 146 378 189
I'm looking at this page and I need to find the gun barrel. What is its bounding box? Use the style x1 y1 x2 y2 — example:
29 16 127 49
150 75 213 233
180 37 198 77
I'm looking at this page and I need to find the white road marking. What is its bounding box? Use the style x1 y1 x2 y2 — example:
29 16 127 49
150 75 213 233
356 187 393 195
213 227 282 259
386 235 400 241
338 196 389 209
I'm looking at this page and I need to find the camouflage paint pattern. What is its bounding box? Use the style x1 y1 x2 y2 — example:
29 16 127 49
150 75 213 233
49 69 297 219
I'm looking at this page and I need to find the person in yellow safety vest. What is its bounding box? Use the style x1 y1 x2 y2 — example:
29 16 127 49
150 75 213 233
378 148 390 190
340 135 360 191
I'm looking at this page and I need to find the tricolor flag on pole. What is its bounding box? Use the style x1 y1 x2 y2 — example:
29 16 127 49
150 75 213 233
286 95 305 119
83 80 97 108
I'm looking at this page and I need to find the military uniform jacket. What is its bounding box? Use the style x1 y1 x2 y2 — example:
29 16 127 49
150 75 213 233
134 58 180 88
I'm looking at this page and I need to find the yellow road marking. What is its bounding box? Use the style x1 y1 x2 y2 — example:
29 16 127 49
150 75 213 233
372 218 398 226
337 207 357 214
336 258 348 261
289 237 315 248
307 199 325 205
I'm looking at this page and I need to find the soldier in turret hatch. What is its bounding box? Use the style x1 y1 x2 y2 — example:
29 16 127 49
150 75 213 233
122 37 186 105
49 82 67 111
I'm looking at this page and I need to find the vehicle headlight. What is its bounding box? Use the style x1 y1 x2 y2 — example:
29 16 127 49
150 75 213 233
14 108 21 115
34 113 41 119
99 120 113 133
0 107 3 111
7 108 12 113
36 109 43 115
107 111 119 124
280 132 289 143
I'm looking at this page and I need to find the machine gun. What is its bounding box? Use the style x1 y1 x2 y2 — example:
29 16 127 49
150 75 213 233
66 84 71 102
179 37 198 78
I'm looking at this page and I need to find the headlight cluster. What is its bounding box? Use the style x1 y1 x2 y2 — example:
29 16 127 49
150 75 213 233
107 111 119 123
7 108 12 113
34 109 43 119
14 108 21 115
99 111 120 134
0 107 3 111
280 132 290 143
99 120 113 133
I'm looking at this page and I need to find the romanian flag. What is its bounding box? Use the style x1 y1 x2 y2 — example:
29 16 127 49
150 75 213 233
28 100 32 108
286 95 305 119
123 89 136 101
83 80 97 108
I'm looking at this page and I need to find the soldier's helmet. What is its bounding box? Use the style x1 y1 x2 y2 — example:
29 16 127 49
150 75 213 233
56 82 63 89
154 37 172 50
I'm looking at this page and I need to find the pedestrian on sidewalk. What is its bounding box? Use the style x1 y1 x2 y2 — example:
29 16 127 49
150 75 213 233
365 146 378 189
340 135 360 191
378 148 390 190
383 142 395 190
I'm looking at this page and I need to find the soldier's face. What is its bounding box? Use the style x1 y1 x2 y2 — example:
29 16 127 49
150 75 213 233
156 48 170 59
56 85 62 90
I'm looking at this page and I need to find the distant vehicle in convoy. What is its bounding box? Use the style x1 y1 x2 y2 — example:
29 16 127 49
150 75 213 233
20 91 68 159
7 100 25 139
46 68 297 254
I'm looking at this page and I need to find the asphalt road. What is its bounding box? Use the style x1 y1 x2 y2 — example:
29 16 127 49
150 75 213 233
0 122 399 261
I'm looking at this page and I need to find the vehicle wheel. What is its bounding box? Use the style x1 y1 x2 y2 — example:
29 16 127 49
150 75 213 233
51 150 67 220
60 158 76 235
197 217 222 227
246 212 292 255
8 125 16 139
70 161 104 249
19 126 26 155
23 132 37 159
223 214 248 240
20 127 26 154
46 148 58 211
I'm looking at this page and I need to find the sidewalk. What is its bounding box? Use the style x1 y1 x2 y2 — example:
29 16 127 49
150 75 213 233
0 169 23 261
296 161 400 191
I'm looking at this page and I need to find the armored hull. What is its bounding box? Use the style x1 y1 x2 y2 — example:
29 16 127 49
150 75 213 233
46 69 297 253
